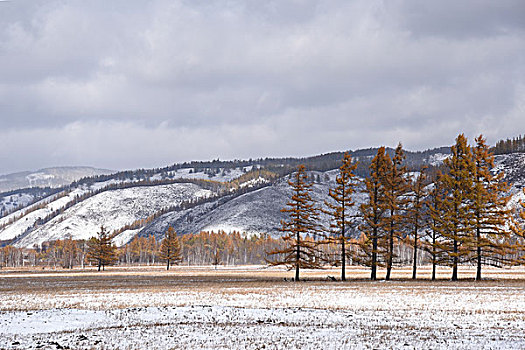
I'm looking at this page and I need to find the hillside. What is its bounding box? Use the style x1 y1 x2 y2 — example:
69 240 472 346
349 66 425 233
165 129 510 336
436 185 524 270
140 170 368 241
139 152 525 243
13 183 212 248
10 146 525 249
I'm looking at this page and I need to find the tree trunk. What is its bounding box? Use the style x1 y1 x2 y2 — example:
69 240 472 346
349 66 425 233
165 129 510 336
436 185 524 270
386 228 393 280
341 225 346 282
371 232 377 281
386 208 394 281
476 226 482 281
166 260 170 271
432 232 437 281
452 239 458 281
412 231 418 280
295 231 300 282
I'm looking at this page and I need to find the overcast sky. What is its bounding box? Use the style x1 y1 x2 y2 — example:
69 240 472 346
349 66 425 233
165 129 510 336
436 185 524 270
0 0 524 174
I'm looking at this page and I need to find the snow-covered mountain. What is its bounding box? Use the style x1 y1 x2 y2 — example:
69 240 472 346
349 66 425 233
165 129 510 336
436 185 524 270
13 183 212 248
3 147 525 249
140 170 367 241
138 153 525 243
0 167 114 193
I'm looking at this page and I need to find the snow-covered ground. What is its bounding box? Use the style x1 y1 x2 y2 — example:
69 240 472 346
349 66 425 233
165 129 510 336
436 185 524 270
143 170 367 238
0 193 35 215
427 152 450 166
0 188 88 242
13 184 212 248
163 167 250 182
0 267 523 349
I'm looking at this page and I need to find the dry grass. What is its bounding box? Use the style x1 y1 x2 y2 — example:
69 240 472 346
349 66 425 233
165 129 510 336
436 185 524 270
0 265 524 311
1 265 523 349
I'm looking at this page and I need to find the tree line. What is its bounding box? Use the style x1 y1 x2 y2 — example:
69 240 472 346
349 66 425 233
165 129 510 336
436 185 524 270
268 134 525 281
0 229 286 270
493 134 525 155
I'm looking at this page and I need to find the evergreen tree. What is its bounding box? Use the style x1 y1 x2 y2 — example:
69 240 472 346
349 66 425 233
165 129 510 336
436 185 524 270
382 143 409 280
406 167 428 279
434 134 475 281
323 152 358 281
266 164 323 281
471 135 512 279
159 226 182 270
86 226 117 271
357 147 389 280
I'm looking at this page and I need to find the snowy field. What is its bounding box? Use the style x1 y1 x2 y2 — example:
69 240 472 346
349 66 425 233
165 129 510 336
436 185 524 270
0 266 524 349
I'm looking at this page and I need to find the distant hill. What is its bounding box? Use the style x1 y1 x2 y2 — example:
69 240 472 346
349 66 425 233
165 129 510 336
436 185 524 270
0 167 114 193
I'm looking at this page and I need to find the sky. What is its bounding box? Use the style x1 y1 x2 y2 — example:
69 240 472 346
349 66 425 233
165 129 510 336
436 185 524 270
0 0 524 174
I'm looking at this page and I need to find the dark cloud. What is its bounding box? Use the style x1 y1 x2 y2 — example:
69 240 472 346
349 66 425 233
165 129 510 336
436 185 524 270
389 0 525 39
0 0 524 174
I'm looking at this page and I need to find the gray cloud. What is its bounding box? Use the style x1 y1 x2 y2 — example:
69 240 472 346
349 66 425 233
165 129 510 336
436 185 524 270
0 0 524 174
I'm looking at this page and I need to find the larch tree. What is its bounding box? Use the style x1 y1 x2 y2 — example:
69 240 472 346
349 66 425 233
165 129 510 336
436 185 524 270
434 134 476 281
323 152 359 281
425 178 449 280
406 167 428 279
382 143 409 280
357 147 390 280
471 135 512 280
86 226 117 271
159 226 182 270
266 164 323 281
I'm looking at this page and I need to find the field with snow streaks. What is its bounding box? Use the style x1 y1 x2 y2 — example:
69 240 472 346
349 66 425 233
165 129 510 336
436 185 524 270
0 266 524 349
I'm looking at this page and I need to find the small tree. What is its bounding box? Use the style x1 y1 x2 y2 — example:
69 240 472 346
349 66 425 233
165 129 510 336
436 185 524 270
86 226 117 271
159 227 182 270
266 164 323 281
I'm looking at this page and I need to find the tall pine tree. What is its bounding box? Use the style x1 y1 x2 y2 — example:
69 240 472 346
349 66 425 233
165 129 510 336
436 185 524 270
471 135 512 280
425 178 449 280
267 165 323 281
382 143 409 280
434 134 475 281
324 152 359 281
357 147 389 280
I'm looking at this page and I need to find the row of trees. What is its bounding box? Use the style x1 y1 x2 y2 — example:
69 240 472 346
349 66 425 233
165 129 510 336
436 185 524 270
493 134 525 155
269 134 525 281
0 229 287 269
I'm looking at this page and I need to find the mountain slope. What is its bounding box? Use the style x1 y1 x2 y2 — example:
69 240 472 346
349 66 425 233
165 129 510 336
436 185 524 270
12 183 212 248
139 153 525 243
140 170 367 241
5 146 525 250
